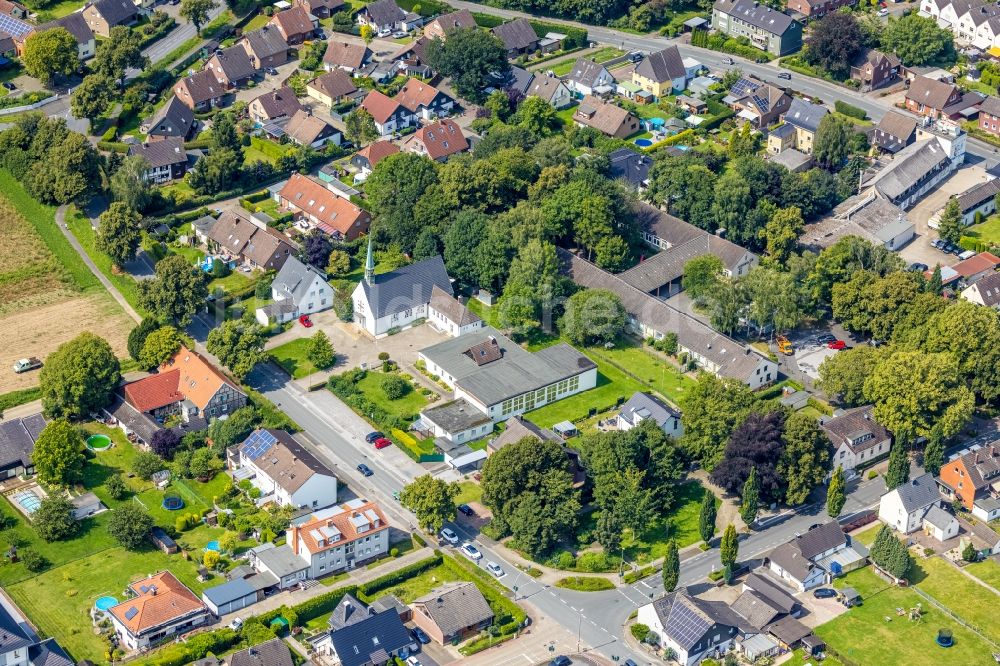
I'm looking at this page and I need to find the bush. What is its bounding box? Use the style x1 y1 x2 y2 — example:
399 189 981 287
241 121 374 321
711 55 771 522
379 374 410 400
19 549 48 572
555 576 615 591
834 100 867 120
555 551 577 569
631 622 650 642
867 470 879 480
577 552 614 572
132 451 165 480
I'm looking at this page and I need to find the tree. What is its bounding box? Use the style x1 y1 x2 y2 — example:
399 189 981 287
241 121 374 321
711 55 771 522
185 447 216 479
94 26 147 87
926 265 943 295
680 374 760 469
138 255 209 326
33 495 79 542
219 531 240 554
922 301 1000 401
180 0 217 34
150 429 181 459
111 155 153 212
380 374 410 400
40 333 121 418
187 146 242 194
711 170 754 245
128 318 161 362
366 153 438 253
344 107 379 145
96 202 142 268
514 96 560 137
662 540 679 593
105 473 128 500
139 326 182 370
28 131 103 205
326 249 351 276
710 412 785 502
207 320 267 381
426 28 509 103
443 210 488 287
885 440 910 491
412 229 440 261
728 122 760 158
883 14 956 66
818 345 886 405
132 450 165 479
33 421 86 486
869 525 912 578
399 475 459 533
761 206 804 265
720 524 738 569
559 289 626 346
359 23 374 43
778 411 830 505
307 330 336 370
648 159 717 232
938 197 963 244
804 12 864 78
301 228 333 269
923 433 944 477
682 255 726 304
813 114 850 169
107 503 154 550
21 28 78 84
498 239 561 334
962 541 978 563
740 467 759 526
699 491 717 545
826 466 846 518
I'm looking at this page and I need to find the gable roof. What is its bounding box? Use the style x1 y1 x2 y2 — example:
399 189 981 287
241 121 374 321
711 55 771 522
87 0 137 25
425 8 476 36
634 46 686 83
328 594 370 631
176 69 225 105
308 69 357 100
573 95 636 135
0 412 45 470
952 444 1000 490
906 75 959 110
285 109 337 146
323 40 370 69
489 415 560 451
160 345 244 411
123 369 184 412
713 0 795 35
869 137 953 203
853 48 900 71
429 284 480 326
329 609 411 666
402 118 468 160
413 583 494 636
239 428 333 494
145 96 195 139
981 95 1000 117
491 17 538 51
731 590 781 629
360 0 405 26
567 58 610 87
608 147 652 189
743 572 798 614
956 179 1000 213
207 44 255 83
37 12 93 44
821 405 891 453
394 77 448 112
228 638 294 666
272 255 326 305
887 472 941 513
965 270 1000 305
251 86 303 120
525 74 566 102
271 5 313 38
242 24 288 59
355 140 398 167
783 97 828 134
359 255 452 318
649 590 751 650
128 137 188 169
279 172 369 236
109 571 205 636
360 89 403 124
875 110 917 145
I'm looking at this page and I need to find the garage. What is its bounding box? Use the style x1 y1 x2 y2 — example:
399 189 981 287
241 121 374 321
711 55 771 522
201 578 259 616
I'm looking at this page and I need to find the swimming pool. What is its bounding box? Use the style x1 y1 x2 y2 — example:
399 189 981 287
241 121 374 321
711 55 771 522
95 596 118 612
205 540 220 552
11 489 43 514
634 138 653 147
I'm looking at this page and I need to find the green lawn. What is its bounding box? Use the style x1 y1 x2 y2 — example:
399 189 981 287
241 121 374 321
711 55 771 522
270 337 322 379
356 371 428 420
911 556 1000 644
243 12 270 30
966 558 1000 590
589 46 626 63
852 523 880 547
34 0 85 18
818 567 998 666
245 137 296 166
620 481 710 562
208 268 257 296
586 344 692 406
65 206 147 315
963 212 1000 248
453 481 482 507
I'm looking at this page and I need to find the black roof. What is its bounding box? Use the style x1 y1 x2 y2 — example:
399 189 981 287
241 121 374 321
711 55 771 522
0 602 32 653
145 96 195 139
0 413 45 470
360 0 404 26
360 254 452 318
28 639 73 666
88 0 137 25
329 609 412 666
608 147 651 189
228 638 294 666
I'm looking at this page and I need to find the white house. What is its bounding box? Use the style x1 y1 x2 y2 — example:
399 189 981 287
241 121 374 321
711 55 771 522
352 243 453 337
427 285 483 337
565 58 615 96
285 498 390 577
248 542 311 589
108 572 209 650
954 178 1000 226
255 256 331 325
878 473 944 534
821 405 892 473
232 429 338 510
922 505 960 542
637 591 747 666
766 522 868 592
616 391 683 438
961 271 1000 308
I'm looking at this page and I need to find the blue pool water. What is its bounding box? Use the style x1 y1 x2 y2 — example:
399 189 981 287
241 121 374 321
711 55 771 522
634 138 653 147
12 490 42 514
95 596 118 611
205 540 220 552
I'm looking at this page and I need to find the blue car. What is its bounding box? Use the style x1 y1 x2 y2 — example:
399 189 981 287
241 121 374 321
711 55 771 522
813 587 837 599
411 627 431 644
357 463 373 477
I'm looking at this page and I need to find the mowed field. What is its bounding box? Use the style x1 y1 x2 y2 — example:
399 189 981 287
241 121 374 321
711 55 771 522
0 178 132 394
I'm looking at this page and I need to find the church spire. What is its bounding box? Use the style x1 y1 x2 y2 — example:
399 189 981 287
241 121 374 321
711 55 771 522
364 236 375 286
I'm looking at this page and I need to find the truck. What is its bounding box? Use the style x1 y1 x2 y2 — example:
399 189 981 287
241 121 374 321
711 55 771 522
12 358 42 373
776 336 793 356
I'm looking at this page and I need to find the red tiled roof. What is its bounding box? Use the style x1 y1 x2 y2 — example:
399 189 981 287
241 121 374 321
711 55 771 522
279 173 370 238
360 89 401 124
953 252 1000 278
160 345 242 411
123 369 183 412
402 118 467 160
393 77 441 112
109 571 206 635
356 140 398 166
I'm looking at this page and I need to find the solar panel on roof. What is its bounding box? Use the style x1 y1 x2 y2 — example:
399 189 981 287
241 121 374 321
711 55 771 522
0 15 31 38
124 607 139 621
242 429 277 459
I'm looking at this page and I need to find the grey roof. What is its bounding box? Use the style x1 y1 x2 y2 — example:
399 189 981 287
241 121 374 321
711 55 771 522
128 137 187 169
770 122 796 139
420 326 597 407
328 594 368 631
981 95 1000 117
328 609 411 666
28 638 73 666
649 589 752 650
360 254 452 319
421 398 491 432
890 473 941 513
783 98 828 134
795 521 847 560
567 58 610 88
875 111 917 150
713 0 796 35
956 178 1000 213
0 602 32 653
37 12 93 44
870 138 952 203
922 504 955 530
731 590 781 629
525 74 567 103
801 194 911 250
0 412 45 470
251 542 309 577
202 578 256 606
634 46 686 84
743 572 797 614
271 256 326 307
490 415 561 451
105 393 208 444
360 0 405 26
88 0 137 25
429 285 480 327
618 391 679 429
251 86 303 120
821 405 891 454
766 542 816 582
966 271 1000 306
769 148 812 172
608 147 652 189
243 24 289 59
70 492 102 509
145 96 195 140
491 17 539 51
621 232 752 292
765 615 813 645
906 75 958 111
370 595 407 618
413 582 493 636
507 65 534 93
208 44 256 83
228 638 294 666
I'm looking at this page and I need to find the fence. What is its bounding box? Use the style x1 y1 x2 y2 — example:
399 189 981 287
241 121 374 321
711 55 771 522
0 94 59 117
912 585 1000 650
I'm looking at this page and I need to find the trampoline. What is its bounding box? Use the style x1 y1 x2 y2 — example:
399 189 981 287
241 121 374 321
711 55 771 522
161 495 184 511
95 596 118 612
936 629 953 648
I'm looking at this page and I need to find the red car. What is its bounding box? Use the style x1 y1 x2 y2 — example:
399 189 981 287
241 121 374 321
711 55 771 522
373 437 392 449
828 340 847 350
299 314 313 328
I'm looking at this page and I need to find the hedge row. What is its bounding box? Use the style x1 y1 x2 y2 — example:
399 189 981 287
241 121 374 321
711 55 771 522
357 554 443 598
131 628 239 666
834 100 867 120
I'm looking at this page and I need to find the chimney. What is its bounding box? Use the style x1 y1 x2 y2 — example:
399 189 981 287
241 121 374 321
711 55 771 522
292 525 300 555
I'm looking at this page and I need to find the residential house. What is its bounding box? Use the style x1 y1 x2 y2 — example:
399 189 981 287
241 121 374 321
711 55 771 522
0 11 29 57
410 583 494 644
360 89 413 135
821 405 892 473
352 247 451 336
486 415 586 485
725 76 791 127
0 598 72 666
286 498 391 577
232 428 338 509
638 589 751 666
781 97 828 154
198 209 298 270
872 110 917 153
906 75 962 119
271 5 316 44
142 96 195 142
524 73 573 109
174 69 225 111
315 595 412 664
979 96 1000 138
401 118 468 161
765 522 867 591
285 109 341 148
878 473 944 533
785 0 854 18
229 639 294 666
108 572 209 650
767 122 796 154
920 0 1000 49
278 172 370 239
954 176 1000 225
952 251 1000 283
293 0 344 18
961 270 1000 307
562 249 778 388
850 49 900 90
31 14 95 60
356 0 418 36
205 45 256 89
427 285 482 338
306 69 358 107
81 0 137 37
0 413 44 479
241 25 290 69
939 443 1000 521
323 40 371 73
631 46 687 99
391 34 432 68
351 140 399 175
249 86 303 124
572 95 640 138
423 8 476 39
255 255 331 325
711 0 803 55
248 541 311 589
394 77 455 120
565 58 615 96
922 505 960 542
608 147 652 190
491 17 539 58
127 137 189 184
768 146 813 173
616 391 682 438
0 0 27 19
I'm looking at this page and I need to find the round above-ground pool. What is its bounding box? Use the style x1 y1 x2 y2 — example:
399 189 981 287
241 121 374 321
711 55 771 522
95 596 117 612
161 495 184 511
634 138 653 147
86 434 112 450
205 540 220 552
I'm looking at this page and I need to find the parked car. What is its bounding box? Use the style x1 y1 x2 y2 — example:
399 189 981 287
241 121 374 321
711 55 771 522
391 30 407 38
299 314 313 327
945 241 961 254
624 660 638 666
460 542 483 561
357 463 373 476
813 587 837 599
550 657 572 666
373 437 392 450
828 340 847 350
877 7 888 15
411 627 431 644
777 72 791 79
406 657 421 666
723 56 734 65
457 503 475 517
2 81 15 91
229 617 244 630
365 431 384 443
440 527 459 544
909 262 928 272
486 561 505 577
12 357 42 373
817 333 837 344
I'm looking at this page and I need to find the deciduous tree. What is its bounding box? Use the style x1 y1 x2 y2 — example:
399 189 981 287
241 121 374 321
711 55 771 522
107 503 154 550
206 320 267 380
760 206 804 265
150 429 181 460
399 475 459 533
558 289 626 346
138 255 209 326
94 26 147 87
366 153 438 253
110 155 153 212
884 13 956 66
345 107 379 145
921 301 1000 401
682 255 725 304
425 28 509 103
32 420 86 487
308 330 336 370
779 411 831 505
804 12 864 78
813 114 850 169
33 495 79 542
680 374 760 469
22 28 78 84
817 344 886 405
180 0 218 34
139 325 182 369
710 412 785 502
96 202 142 268
720 524 738 569
40 333 121 418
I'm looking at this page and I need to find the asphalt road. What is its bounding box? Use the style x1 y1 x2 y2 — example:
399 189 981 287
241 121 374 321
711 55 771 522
143 1 226 67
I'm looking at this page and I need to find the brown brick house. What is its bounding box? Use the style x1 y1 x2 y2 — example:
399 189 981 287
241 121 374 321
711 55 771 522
905 75 961 119
850 49 900 90
410 583 493 644
939 445 1000 521
979 96 1000 138
785 0 853 17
